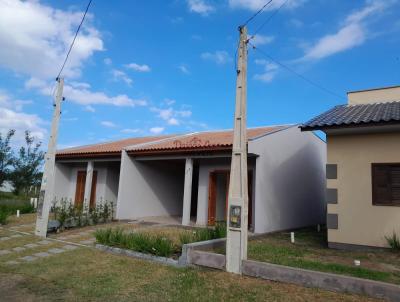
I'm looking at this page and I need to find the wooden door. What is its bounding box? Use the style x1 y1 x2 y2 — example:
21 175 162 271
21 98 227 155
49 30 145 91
207 172 217 225
89 171 98 208
75 171 86 207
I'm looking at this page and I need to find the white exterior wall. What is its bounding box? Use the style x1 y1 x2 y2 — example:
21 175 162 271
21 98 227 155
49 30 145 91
249 126 326 234
116 151 185 220
53 161 120 205
196 158 256 226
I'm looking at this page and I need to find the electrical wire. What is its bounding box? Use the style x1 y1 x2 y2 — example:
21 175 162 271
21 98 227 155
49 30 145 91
242 0 273 27
56 0 93 80
248 42 346 101
253 0 289 35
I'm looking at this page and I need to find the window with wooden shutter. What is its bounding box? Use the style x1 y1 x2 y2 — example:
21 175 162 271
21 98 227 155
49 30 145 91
372 164 400 206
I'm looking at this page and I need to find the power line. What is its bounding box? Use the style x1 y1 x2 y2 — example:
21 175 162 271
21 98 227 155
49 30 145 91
253 0 289 35
248 42 345 101
242 0 273 27
56 0 93 80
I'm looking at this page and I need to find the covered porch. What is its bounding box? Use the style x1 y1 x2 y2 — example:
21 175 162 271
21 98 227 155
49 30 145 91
116 151 256 228
54 158 121 208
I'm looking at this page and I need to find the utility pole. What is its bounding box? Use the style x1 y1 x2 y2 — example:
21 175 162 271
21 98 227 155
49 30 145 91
226 26 248 274
35 78 64 237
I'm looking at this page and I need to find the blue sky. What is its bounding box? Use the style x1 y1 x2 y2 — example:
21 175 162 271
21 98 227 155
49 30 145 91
0 0 399 148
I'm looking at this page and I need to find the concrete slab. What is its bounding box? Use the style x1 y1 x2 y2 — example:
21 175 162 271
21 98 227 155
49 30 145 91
62 245 78 251
0 249 11 255
24 243 39 248
12 247 26 252
79 239 95 245
5 260 19 265
48 248 65 254
33 252 51 258
20 256 37 262
0 237 10 241
10 234 23 238
57 236 68 240
37 240 51 245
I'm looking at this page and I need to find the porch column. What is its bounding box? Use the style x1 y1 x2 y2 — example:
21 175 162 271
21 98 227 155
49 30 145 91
83 161 94 210
182 158 193 226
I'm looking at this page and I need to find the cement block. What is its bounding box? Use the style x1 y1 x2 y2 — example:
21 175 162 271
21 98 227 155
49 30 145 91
33 252 51 258
62 245 78 251
20 256 38 262
12 247 26 252
0 249 11 255
189 250 226 270
48 248 65 254
24 243 39 249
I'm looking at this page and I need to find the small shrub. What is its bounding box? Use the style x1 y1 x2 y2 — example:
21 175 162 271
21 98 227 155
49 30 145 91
385 232 400 251
214 221 227 238
179 222 227 246
0 210 9 225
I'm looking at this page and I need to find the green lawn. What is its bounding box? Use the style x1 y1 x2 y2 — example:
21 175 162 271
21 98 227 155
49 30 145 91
246 228 400 285
0 246 381 301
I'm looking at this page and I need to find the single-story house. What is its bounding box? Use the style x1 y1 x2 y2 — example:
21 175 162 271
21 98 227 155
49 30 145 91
55 124 326 234
301 85 400 249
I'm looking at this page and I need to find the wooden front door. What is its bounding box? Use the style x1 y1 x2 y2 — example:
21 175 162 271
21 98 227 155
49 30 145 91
75 171 86 207
207 170 253 228
74 170 98 208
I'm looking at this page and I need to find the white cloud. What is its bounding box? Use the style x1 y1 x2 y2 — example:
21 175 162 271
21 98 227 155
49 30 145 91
178 64 190 74
101 121 117 128
125 63 151 72
303 0 391 60
201 51 232 65
84 105 95 112
0 91 46 143
164 98 176 106
168 118 180 125
150 127 164 134
253 60 279 83
112 69 133 86
0 0 103 79
104 58 112 65
229 0 306 11
26 78 148 108
121 128 140 134
187 0 215 16
251 34 274 46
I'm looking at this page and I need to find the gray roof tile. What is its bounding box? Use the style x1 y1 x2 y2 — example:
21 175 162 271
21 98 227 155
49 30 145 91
301 101 400 130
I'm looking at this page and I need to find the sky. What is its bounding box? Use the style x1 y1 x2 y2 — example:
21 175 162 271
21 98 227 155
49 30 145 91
0 0 399 149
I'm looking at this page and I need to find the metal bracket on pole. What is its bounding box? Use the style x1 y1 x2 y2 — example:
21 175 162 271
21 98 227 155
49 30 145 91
226 26 248 274
35 78 64 237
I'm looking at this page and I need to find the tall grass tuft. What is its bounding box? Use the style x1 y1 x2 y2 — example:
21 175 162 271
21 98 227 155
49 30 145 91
95 228 176 257
385 232 400 251
179 221 227 246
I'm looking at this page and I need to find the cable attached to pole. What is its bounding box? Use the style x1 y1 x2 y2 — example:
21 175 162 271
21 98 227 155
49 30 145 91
56 0 93 80
241 0 273 27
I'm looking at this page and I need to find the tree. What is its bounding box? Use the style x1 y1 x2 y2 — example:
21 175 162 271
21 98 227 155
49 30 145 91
0 129 15 187
11 131 44 195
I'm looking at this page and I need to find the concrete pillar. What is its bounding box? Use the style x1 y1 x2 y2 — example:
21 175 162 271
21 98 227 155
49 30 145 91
83 161 94 210
182 158 193 226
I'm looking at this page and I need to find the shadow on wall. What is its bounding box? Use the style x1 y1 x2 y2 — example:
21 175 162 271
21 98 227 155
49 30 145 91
267 143 326 230
134 160 185 216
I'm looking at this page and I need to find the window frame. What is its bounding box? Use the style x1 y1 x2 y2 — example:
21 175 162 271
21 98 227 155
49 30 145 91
371 163 400 207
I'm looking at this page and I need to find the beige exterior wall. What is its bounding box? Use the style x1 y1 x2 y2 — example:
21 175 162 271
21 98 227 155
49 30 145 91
348 86 400 105
327 132 400 247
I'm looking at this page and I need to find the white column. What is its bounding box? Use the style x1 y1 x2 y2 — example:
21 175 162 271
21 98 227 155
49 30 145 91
83 161 94 210
182 158 193 226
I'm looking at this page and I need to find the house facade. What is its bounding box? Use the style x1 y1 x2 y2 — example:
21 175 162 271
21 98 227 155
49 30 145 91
301 86 400 249
55 125 326 234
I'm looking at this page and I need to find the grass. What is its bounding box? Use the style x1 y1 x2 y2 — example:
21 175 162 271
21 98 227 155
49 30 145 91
0 194 35 225
0 241 381 301
179 222 227 245
243 227 400 285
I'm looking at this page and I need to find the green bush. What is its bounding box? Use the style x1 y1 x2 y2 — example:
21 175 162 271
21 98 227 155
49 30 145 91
0 199 35 214
0 210 10 225
385 232 400 251
179 221 227 246
95 228 176 257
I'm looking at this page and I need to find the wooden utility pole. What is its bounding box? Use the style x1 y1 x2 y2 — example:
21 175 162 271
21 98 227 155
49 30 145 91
35 78 64 237
226 26 248 274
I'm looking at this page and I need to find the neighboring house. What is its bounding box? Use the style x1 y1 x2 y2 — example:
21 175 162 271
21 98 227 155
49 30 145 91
55 125 326 234
301 85 400 249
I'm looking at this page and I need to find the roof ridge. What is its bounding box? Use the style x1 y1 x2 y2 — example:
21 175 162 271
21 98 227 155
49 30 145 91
124 132 199 150
346 100 400 107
